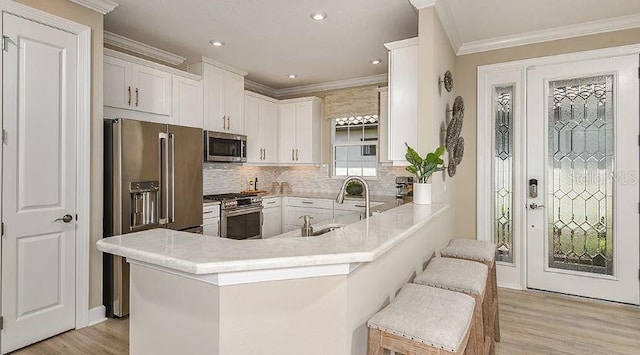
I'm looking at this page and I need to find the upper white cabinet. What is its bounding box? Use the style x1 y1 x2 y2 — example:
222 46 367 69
245 91 279 164
278 97 322 165
104 55 172 116
385 38 418 165
172 75 203 128
188 58 246 134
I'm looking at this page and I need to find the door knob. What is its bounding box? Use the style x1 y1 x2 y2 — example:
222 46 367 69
54 214 73 223
529 203 544 210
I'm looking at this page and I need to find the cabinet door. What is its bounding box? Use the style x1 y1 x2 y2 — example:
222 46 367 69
388 45 418 163
132 64 172 116
104 56 132 109
223 71 245 134
278 103 297 163
203 218 220 237
172 75 203 128
294 101 314 163
285 206 333 225
203 65 225 131
262 208 282 238
260 101 279 163
244 96 262 163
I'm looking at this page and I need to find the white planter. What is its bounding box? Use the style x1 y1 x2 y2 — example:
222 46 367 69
413 183 432 204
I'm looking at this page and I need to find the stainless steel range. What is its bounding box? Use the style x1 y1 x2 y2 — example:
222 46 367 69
203 193 263 240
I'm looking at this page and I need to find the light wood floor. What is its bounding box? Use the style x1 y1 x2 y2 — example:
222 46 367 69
11 288 640 354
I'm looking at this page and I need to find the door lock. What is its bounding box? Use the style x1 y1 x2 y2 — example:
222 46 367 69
54 214 73 223
529 203 544 210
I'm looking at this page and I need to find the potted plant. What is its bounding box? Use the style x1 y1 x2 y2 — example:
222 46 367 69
405 144 445 204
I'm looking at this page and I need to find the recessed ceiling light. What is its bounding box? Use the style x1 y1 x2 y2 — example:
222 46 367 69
370 59 383 65
287 74 298 79
210 40 225 47
310 11 327 21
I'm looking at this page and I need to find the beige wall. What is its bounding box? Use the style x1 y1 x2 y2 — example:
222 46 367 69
453 28 640 239
417 7 457 205
15 0 105 309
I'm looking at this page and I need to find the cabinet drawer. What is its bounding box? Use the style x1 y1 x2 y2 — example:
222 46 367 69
333 200 384 211
285 197 333 209
262 197 281 209
203 204 220 218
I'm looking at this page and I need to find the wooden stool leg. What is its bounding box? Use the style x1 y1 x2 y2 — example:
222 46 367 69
368 328 384 355
491 262 501 343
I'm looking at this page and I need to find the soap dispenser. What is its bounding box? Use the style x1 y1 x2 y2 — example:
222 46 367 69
299 215 313 237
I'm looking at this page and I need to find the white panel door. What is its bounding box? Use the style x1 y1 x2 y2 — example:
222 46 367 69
278 103 297 163
132 64 172 116
223 71 245 134
295 102 313 163
2 13 78 353
259 100 279 163
103 55 132 109
244 96 261 163
526 55 639 304
203 65 224 131
172 75 203 128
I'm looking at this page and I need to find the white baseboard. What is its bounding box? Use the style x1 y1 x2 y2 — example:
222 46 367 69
88 305 107 326
497 282 525 290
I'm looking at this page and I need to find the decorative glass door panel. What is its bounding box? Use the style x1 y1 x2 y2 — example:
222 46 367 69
494 86 514 263
526 54 639 305
548 76 614 275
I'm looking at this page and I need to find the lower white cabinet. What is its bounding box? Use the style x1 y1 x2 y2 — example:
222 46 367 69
202 204 220 237
283 197 334 232
262 197 282 238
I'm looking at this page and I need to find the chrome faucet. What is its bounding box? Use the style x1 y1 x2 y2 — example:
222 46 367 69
336 176 371 218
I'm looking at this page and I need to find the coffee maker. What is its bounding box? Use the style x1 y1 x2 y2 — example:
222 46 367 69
395 177 414 198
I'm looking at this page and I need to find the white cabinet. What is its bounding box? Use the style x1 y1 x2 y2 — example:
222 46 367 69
202 204 221 237
262 197 282 238
378 87 390 163
189 59 246 134
334 200 385 223
104 55 172 116
245 92 279 164
385 38 418 165
172 75 203 128
283 197 333 232
278 98 322 165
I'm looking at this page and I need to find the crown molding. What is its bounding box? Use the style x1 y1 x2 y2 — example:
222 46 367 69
104 31 186 65
458 12 640 55
409 0 437 10
104 48 200 80
244 80 278 98
275 74 388 98
186 56 248 77
434 0 461 53
68 0 118 14
384 37 418 50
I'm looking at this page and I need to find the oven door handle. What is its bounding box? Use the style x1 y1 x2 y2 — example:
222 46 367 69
224 206 263 217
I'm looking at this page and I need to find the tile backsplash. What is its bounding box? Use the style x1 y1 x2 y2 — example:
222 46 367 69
203 164 410 196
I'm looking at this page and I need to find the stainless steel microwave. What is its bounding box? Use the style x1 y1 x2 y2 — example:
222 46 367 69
204 131 247 163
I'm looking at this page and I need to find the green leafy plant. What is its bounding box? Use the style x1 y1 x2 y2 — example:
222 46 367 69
405 143 445 183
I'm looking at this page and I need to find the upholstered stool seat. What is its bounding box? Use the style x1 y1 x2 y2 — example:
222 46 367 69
367 284 477 354
440 238 502 346
414 257 489 354
440 238 496 263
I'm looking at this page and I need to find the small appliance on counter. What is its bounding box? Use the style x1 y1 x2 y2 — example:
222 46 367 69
203 193 263 240
395 177 414 198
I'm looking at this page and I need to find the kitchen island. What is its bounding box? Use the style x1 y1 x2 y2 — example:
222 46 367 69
97 202 453 355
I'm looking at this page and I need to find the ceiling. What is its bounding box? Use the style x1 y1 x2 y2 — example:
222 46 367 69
104 0 640 91
104 0 418 90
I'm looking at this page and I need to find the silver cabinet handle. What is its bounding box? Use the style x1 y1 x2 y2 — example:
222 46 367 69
135 88 139 106
292 149 295 161
301 201 313 204
127 86 131 106
226 116 230 130
529 203 545 210
222 115 226 130
296 149 299 161
354 204 366 208
54 214 73 223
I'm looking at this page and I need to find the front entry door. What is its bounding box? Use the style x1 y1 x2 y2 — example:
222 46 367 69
2 13 78 353
526 55 639 304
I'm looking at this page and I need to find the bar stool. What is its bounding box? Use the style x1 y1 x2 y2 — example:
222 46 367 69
367 284 479 355
440 239 501 344
414 257 490 355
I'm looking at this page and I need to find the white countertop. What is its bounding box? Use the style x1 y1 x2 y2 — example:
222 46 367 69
97 202 447 275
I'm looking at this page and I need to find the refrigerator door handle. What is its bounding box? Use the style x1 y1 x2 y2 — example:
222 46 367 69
168 132 175 223
159 132 169 224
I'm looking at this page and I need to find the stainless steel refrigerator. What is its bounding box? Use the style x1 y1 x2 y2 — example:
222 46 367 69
103 119 203 317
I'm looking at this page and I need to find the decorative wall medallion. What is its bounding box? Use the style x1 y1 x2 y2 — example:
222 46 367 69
443 70 453 92
446 114 462 152
447 161 457 177
446 96 465 177
452 96 464 116
452 137 464 165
